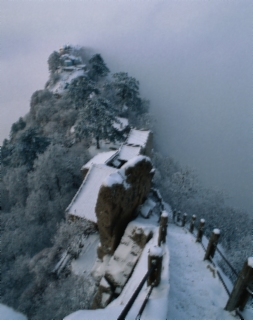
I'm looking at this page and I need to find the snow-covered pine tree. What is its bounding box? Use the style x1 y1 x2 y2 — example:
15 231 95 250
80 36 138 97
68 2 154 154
68 76 99 109
9 128 50 169
112 72 141 114
88 54 110 81
75 97 122 148
47 51 61 74
10 117 26 137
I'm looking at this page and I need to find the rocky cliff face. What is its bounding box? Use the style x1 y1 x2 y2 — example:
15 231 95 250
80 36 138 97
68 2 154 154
95 156 154 257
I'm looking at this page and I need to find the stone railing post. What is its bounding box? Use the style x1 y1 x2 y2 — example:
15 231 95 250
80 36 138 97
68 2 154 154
181 213 187 227
148 246 163 287
204 229 220 261
189 214 196 233
225 257 253 311
158 211 168 246
196 219 205 242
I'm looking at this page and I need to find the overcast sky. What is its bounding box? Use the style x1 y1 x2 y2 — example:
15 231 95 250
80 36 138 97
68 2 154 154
1 0 252 214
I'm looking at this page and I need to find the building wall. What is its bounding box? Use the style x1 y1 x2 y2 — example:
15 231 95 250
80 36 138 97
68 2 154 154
143 131 153 157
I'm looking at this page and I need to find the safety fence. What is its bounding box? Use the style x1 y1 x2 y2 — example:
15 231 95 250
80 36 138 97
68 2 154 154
173 210 253 320
117 211 168 320
117 265 155 320
116 209 252 319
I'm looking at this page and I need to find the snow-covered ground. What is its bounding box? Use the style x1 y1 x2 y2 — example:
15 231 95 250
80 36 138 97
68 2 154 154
3 217 251 320
49 67 87 95
64 214 170 320
0 304 27 320
65 209 253 320
81 150 118 172
88 139 122 158
167 223 236 320
71 234 99 275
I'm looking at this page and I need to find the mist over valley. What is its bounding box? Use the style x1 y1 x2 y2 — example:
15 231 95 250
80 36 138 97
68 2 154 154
1 1 252 213
1 2 253 318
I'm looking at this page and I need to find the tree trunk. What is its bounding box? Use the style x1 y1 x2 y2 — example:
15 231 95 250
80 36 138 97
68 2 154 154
96 136 100 149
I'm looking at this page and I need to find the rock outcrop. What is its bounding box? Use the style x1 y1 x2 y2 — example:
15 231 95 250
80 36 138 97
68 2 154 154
91 277 114 309
104 223 152 293
92 221 153 308
95 156 154 257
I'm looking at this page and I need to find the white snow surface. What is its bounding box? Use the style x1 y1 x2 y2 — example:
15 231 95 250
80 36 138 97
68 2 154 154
113 117 129 131
102 171 124 187
71 234 99 275
140 198 156 218
88 139 121 157
213 228 221 235
64 207 253 320
248 257 253 268
126 129 150 147
149 245 163 257
50 68 86 94
118 144 142 161
167 223 237 320
120 155 151 175
66 164 117 222
104 221 153 291
81 150 117 171
70 125 75 134
100 277 111 289
161 210 168 218
0 304 27 320
65 215 170 320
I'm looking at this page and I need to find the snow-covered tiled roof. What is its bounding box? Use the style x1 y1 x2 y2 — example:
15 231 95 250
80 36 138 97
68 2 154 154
126 129 150 147
81 151 118 171
66 164 117 222
118 145 141 162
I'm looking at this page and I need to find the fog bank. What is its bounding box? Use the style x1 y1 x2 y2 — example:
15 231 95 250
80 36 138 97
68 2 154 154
1 0 252 214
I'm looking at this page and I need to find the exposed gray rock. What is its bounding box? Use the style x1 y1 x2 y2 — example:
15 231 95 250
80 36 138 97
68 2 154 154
91 276 113 309
95 156 154 257
104 222 152 295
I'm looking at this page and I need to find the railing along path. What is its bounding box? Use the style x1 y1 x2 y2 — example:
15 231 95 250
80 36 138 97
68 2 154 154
172 210 253 320
117 211 168 319
116 208 252 319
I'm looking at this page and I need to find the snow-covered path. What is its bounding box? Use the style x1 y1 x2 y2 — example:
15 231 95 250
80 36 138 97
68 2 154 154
166 223 236 320
64 214 253 320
